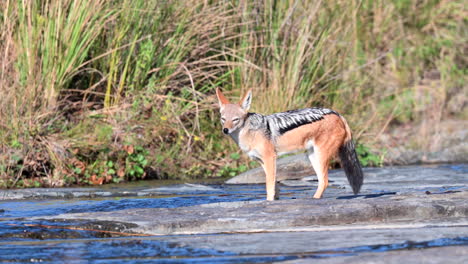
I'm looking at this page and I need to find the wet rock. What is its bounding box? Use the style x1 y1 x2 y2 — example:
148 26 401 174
164 224 468 256
42 191 468 235
143 183 222 193
0 187 101 200
281 245 468 264
0 220 139 240
4 229 86 240
226 153 315 184
281 164 468 195
32 164 468 236
77 220 138 234
3 164 467 263
280 178 316 187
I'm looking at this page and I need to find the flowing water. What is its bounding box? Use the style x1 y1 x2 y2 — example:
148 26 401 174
0 184 311 263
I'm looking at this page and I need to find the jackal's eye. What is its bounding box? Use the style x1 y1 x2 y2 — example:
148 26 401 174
233 118 240 123
221 117 226 123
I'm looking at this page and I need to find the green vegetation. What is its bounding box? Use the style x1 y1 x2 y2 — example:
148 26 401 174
355 143 385 167
0 0 466 188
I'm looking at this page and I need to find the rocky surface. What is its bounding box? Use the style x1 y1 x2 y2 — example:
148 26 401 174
281 246 468 264
3 164 467 262
227 152 467 188
226 154 314 184
40 191 468 235
165 223 468 254
31 165 468 237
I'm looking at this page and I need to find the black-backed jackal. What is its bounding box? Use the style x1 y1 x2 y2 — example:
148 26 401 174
216 88 364 201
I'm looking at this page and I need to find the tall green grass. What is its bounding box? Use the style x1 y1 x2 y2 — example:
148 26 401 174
0 0 466 187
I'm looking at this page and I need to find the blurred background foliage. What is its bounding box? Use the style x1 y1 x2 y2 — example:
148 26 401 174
0 0 466 187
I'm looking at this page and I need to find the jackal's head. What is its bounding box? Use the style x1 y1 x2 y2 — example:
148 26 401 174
215 88 252 135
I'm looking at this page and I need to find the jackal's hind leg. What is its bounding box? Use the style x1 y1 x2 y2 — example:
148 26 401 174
307 148 329 199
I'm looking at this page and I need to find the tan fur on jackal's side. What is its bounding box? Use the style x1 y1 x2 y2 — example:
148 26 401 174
216 88 364 201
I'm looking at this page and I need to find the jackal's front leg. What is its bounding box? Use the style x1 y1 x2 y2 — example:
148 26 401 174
261 154 278 201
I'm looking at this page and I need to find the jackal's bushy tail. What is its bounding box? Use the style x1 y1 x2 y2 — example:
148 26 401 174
338 116 363 194
338 139 363 194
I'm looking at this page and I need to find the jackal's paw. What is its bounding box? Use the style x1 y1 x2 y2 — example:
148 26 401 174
266 194 279 201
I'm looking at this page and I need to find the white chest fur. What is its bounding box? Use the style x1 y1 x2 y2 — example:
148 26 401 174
246 149 261 160
239 140 258 158
233 129 262 161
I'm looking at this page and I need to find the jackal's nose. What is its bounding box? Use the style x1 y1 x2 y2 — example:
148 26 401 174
223 128 229 134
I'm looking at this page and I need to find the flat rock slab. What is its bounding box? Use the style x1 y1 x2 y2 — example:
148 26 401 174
226 153 314 184
163 222 468 255
42 191 468 235
281 245 468 264
227 156 468 188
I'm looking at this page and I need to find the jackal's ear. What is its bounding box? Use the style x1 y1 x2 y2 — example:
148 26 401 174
216 88 230 107
239 89 252 111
